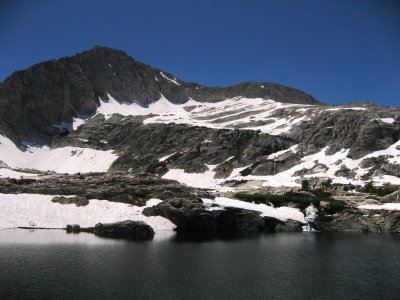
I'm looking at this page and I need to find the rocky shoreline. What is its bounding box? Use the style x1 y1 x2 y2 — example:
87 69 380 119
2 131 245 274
1 172 399 238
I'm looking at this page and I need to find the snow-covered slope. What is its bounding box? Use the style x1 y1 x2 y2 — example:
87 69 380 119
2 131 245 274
232 141 400 187
74 94 319 135
70 94 371 137
161 140 400 190
1 94 398 186
0 135 118 173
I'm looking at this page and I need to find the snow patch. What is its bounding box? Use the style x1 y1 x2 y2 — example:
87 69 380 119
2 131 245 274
358 203 400 211
159 152 177 162
160 72 180 86
377 118 395 124
162 165 221 189
324 107 366 111
267 144 299 159
203 197 305 223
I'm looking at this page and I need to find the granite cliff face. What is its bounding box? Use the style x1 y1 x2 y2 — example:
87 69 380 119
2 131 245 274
0 46 318 143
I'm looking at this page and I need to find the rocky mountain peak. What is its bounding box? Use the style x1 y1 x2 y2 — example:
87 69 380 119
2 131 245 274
0 45 321 143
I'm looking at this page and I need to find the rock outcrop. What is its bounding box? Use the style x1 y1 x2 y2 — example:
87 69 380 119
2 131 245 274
0 173 211 206
51 114 292 173
313 209 400 233
51 195 89 206
146 198 299 232
90 220 155 240
289 109 400 159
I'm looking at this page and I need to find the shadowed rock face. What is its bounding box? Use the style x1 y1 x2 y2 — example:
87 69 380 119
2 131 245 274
50 114 293 173
0 46 319 143
313 208 400 233
149 199 287 232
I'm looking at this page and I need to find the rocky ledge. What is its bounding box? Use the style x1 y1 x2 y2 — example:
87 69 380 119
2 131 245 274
313 208 400 233
143 198 303 232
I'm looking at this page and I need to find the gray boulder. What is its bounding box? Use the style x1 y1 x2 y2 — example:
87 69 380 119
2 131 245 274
313 208 400 233
66 224 81 233
51 195 89 206
93 220 155 240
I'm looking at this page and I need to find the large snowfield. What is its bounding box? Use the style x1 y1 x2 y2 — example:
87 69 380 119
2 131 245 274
80 94 318 135
0 194 176 233
0 134 118 174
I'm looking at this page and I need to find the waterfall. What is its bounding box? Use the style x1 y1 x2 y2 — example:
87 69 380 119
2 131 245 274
302 204 318 232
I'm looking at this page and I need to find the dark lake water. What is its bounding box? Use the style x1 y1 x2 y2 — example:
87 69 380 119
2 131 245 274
0 230 399 300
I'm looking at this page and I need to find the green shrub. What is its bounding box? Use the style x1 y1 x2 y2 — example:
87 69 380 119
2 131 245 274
301 179 310 191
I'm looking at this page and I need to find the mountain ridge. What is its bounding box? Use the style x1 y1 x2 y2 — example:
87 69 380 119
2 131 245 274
0 46 400 235
0 45 399 190
0 45 319 142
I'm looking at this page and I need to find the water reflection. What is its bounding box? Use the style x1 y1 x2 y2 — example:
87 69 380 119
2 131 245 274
0 229 176 245
172 230 262 243
0 229 399 299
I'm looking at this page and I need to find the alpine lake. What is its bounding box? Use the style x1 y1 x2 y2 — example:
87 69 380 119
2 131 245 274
0 229 399 299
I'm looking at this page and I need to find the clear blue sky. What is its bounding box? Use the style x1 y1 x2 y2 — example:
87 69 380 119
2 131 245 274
0 0 399 106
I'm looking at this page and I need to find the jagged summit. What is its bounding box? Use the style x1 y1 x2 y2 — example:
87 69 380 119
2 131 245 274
73 45 321 104
0 45 320 142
